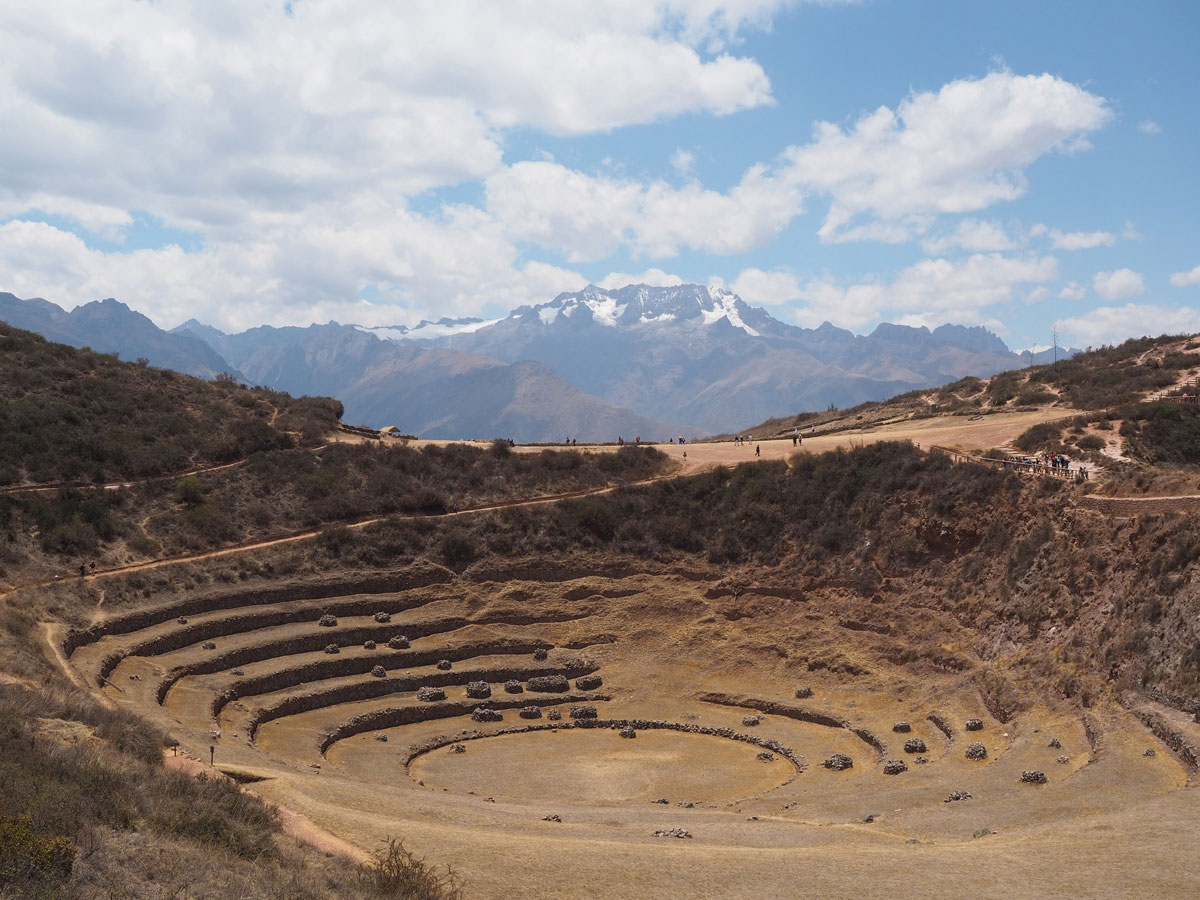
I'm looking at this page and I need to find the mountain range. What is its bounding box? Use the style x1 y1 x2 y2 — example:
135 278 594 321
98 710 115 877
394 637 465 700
1 286 1074 440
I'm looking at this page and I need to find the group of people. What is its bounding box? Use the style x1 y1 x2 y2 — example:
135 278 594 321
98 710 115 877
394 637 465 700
732 434 754 446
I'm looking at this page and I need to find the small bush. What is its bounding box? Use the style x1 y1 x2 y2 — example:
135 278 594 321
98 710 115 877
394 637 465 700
356 837 463 899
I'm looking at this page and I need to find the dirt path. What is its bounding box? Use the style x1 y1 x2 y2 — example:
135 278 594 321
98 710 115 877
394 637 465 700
1081 494 1200 516
163 752 371 864
0 472 681 600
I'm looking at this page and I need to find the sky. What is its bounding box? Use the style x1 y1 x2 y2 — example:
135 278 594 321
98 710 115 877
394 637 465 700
1 0 1198 351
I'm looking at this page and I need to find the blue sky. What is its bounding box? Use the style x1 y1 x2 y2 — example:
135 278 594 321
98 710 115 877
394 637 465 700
1 0 1198 350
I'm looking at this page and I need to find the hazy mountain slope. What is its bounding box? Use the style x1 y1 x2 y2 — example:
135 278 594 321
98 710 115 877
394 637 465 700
0 292 239 379
179 320 694 441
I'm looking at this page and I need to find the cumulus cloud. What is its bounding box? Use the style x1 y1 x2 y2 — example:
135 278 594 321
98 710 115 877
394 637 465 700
1137 120 1163 135
1093 268 1145 301
1058 281 1086 300
485 159 803 260
1043 229 1115 250
1169 265 1200 287
789 253 1059 330
922 219 1015 254
597 268 684 289
1057 304 1200 346
783 71 1111 243
730 268 803 305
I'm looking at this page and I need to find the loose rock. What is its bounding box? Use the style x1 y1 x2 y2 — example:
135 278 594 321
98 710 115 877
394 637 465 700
471 708 502 723
417 686 446 702
823 753 853 771
756 752 775 762
373 611 391 623
795 686 813 699
965 718 984 731
1048 736 1061 748
436 659 452 671
944 790 972 802
533 648 548 661
965 742 987 760
202 641 216 650
177 617 188 625
903 738 927 754
542 814 561 822
452 744 465 753
1144 748 1157 757
882 759 908 775
742 715 760 727
374 734 388 742
370 665 386 678
363 640 376 650
387 635 409 650
519 706 543 719
653 829 692 839
619 725 636 739
318 614 337 627
465 681 492 699
914 755 929 765
892 721 911 733
324 643 339 654
1020 770 1048 785
1057 755 1070 764
652 798 669 804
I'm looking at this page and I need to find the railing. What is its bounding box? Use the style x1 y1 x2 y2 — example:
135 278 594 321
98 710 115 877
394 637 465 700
928 445 1090 482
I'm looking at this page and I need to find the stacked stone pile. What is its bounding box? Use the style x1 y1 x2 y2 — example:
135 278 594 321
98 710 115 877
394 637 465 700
823 754 853 770
903 738 927 754
533 648 549 661
417 686 445 702
504 680 523 694
318 614 337 627
519 706 543 719
1020 770 1048 784
965 742 987 760
371 666 386 678
465 681 492 699
882 759 908 775
374 612 391 623
619 725 636 739
387 636 409 649
570 705 598 719
892 722 911 733
363 640 376 650
795 686 813 699
742 716 760 727
472 708 503 723
575 675 603 690
944 790 972 802
965 718 984 731
653 829 692 839
528 675 570 693
323 644 339 654
436 659 452 671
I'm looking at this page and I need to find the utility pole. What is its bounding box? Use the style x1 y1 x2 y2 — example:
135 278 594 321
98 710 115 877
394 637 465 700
1051 324 1060 366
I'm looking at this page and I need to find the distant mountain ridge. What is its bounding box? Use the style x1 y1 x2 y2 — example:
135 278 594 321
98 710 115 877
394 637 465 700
2 286 1077 439
377 283 1071 431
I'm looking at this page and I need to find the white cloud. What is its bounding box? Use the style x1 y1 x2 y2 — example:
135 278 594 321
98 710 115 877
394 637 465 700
789 253 1058 330
1093 268 1145 301
1137 120 1163 135
1058 304 1200 346
922 219 1015 254
597 268 684 289
1169 265 1200 287
730 268 803 305
484 159 803 260
1044 228 1115 250
671 149 696 176
1058 281 1086 300
782 70 1111 243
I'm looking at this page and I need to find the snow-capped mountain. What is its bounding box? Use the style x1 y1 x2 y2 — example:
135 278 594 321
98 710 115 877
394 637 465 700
372 283 1035 432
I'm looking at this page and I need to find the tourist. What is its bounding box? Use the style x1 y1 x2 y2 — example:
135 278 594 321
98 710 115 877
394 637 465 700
755 445 760 457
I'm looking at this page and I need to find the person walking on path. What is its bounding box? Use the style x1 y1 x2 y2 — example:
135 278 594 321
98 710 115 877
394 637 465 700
755 444 761 457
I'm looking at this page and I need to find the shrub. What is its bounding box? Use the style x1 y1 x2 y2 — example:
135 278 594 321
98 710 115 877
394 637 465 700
1076 435 1105 451
356 837 463 900
1014 423 1062 452
0 815 75 886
